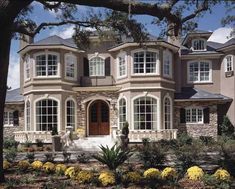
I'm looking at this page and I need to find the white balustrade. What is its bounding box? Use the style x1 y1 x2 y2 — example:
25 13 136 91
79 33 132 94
14 131 52 143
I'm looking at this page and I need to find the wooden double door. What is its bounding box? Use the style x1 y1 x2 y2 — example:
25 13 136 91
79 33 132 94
89 100 110 135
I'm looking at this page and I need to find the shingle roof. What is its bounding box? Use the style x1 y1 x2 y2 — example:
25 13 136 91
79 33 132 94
207 41 223 49
32 35 78 49
175 87 231 101
5 88 23 103
217 38 235 49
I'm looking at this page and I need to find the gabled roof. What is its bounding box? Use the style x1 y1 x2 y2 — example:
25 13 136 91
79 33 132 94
175 87 231 101
5 88 24 104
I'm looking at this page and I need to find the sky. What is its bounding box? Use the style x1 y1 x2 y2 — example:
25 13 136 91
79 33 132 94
7 1 234 89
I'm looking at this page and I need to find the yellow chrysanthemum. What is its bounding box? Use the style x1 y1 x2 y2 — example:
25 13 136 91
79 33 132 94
3 160 11 170
161 167 177 180
143 168 161 179
187 166 204 181
76 170 93 184
55 164 67 175
98 171 116 187
42 162 55 173
17 160 30 170
31 160 43 170
123 171 142 184
65 167 76 178
213 169 230 181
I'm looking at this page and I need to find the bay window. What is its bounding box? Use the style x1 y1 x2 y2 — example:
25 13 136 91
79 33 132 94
133 50 158 74
117 52 127 78
163 50 172 78
35 52 59 77
65 53 77 79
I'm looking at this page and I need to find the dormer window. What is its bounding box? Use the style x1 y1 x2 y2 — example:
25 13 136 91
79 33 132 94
192 39 206 51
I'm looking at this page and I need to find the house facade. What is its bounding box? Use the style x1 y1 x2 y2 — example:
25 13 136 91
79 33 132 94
4 30 235 143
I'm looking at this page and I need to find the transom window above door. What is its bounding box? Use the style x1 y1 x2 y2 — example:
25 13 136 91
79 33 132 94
132 50 159 75
89 57 105 76
35 52 59 77
188 61 212 83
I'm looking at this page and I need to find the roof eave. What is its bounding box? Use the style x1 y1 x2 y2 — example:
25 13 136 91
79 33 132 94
174 98 232 102
181 52 224 59
18 44 85 54
5 101 24 105
182 32 213 46
108 41 180 52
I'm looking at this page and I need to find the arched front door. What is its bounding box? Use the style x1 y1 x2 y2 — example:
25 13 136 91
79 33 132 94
89 100 109 135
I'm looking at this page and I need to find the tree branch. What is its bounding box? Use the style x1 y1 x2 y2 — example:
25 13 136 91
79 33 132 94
37 0 61 10
181 0 209 23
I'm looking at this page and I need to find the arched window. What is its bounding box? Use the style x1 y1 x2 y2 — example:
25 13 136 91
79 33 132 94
65 53 77 79
66 99 76 130
163 50 172 78
164 97 172 129
26 101 30 131
119 98 126 129
89 57 105 76
192 39 206 51
35 52 59 76
134 96 157 130
36 99 58 131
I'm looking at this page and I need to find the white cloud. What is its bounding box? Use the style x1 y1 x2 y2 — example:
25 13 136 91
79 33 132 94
50 25 75 38
7 54 20 89
208 27 233 43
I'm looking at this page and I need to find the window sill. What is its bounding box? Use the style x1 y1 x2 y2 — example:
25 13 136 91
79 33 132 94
185 122 204 125
187 81 213 84
34 76 61 79
131 73 159 77
225 71 233 77
117 75 128 80
4 125 14 128
24 78 31 83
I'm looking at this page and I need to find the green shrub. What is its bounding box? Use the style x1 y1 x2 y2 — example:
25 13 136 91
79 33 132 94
5 147 17 163
35 139 43 147
4 137 19 149
62 151 71 163
199 136 214 145
26 152 35 163
24 140 33 148
137 142 166 168
219 116 234 137
77 153 90 163
177 133 193 146
203 174 231 189
93 144 132 171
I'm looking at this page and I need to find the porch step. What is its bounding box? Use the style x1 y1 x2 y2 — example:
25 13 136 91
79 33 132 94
68 136 117 152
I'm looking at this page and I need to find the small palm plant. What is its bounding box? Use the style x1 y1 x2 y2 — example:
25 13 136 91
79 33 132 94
93 144 132 171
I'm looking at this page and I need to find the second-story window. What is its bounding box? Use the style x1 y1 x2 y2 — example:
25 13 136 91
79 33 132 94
163 50 172 78
24 56 30 80
224 55 233 72
133 51 158 74
188 61 211 83
35 52 59 77
117 52 127 78
192 39 206 51
89 57 105 76
65 53 77 80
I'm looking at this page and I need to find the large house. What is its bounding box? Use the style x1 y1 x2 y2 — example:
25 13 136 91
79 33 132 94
4 30 235 143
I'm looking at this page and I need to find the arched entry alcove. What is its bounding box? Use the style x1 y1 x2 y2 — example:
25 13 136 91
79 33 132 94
88 100 110 135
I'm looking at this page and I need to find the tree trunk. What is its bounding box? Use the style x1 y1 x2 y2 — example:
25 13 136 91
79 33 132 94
0 0 33 183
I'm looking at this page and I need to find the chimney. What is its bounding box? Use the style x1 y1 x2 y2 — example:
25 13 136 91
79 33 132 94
19 34 34 50
167 22 181 47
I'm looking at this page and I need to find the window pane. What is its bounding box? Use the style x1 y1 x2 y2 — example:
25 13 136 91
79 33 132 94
66 55 76 78
119 98 126 129
48 54 58 76
66 100 75 130
36 55 46 76
133 52 144 73
89 57 105 76
118 56 126 77
145 52 156 73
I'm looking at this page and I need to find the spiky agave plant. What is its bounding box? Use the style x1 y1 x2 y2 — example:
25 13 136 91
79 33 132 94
93 144 132 171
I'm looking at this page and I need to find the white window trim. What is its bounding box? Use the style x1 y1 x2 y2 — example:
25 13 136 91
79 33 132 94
191 38 207 51
163 49 173 78
117 96 127 130
34 96 60 132
131 48 160 76
131 93 160 131
224 55 234 72
33 51 61 78
116 51 128 79
65 97 77 131
185 107 204 124
25 99 31 131
64 53 77 80
187 60 212 84
4 111 14 127
88 55 105 77
163 94 173 129
24 55 31 82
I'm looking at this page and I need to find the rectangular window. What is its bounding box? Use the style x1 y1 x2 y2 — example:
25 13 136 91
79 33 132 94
65 54 77 79
133 51 157 74
4 112 14 126
188 61 211 82
185 108 203 123
192 39 206 51
225 56 233 72
118 56 126 77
